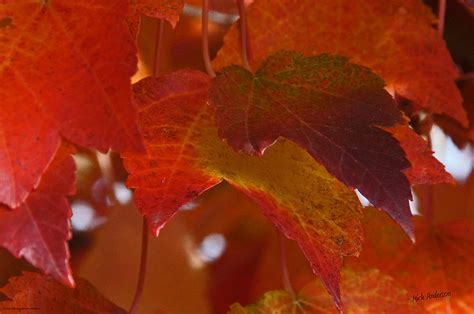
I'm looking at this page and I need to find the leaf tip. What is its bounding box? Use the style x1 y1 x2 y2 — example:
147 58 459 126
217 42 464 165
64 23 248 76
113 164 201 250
65 274 75 288
402 221 416 244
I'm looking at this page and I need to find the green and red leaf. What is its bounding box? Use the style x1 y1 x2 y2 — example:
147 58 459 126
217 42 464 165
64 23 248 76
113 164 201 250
209 51 414 238
122 69 364 308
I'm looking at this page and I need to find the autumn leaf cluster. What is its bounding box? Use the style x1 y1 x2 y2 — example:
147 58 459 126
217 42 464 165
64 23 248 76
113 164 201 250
0 0 473 313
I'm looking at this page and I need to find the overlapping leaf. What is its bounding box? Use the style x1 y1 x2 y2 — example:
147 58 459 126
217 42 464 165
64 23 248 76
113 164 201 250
209 51 414 238
0 0 142 207
229 269 423 313
435 80 474 148
388 125 454 185
0 272 126 314
0 143 75 287
349 206 474 313
122 69 364 308
213 0 466 126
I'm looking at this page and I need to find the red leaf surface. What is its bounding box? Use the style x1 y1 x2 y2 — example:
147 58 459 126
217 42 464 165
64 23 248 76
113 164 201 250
213 0 466 126
124 71 221 232
122 69 364 309
0 143 75 287
209 51 414 239
0 272 125 314
0 116 60 209
0 0 142 207
388 125 454 186
349 206 474 312
230 268 423 313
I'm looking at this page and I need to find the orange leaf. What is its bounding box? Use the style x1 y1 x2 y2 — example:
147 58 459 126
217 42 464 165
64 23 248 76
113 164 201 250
349 207 474 312
415 171 474 226
213 0 466 126
388 125 454 186
229 268 423 313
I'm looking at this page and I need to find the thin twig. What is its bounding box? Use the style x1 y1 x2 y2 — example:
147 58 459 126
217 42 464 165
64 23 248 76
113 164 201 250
202 0 216 77
279 232 294 295
95 151 119 206
153 19 165 77
438 0 447 37
237 0 251 71
129 217 149 314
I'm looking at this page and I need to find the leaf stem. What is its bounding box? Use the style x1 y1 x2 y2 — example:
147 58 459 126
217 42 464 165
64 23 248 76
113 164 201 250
438 0 447 37
129 217 149 314
237 0 251 71
201 0 216 77
95 151 119 206
279 232 294 295
153 19 165 77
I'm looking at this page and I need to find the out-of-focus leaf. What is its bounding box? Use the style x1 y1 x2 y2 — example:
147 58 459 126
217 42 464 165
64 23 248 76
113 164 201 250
0 272 125 314
435 80 474 148
229 269 423 314
349 207 474 313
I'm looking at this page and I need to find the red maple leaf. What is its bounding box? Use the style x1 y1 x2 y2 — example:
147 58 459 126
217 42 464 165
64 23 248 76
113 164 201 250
0 143 75 286
0 0 142 207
